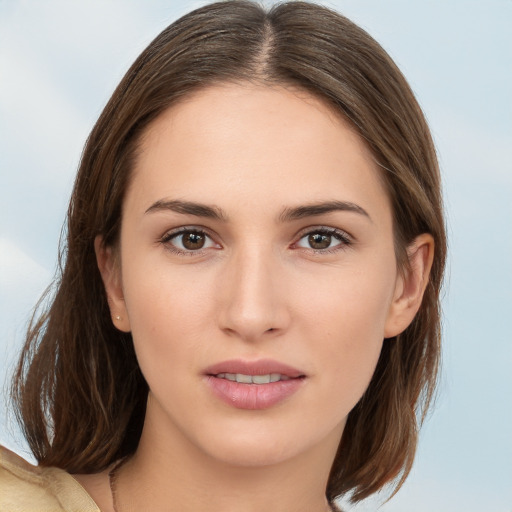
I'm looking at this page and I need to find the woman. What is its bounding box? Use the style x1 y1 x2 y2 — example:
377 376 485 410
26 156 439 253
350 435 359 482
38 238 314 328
1 1 446 511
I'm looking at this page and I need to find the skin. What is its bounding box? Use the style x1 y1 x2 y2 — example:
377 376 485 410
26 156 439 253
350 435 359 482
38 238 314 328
78 83 433 512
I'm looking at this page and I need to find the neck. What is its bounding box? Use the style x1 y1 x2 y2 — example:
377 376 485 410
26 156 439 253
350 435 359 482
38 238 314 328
115 401 341 512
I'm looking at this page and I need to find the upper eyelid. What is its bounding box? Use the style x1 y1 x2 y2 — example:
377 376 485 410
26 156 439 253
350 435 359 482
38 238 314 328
161 225 216 241
294 225 353 240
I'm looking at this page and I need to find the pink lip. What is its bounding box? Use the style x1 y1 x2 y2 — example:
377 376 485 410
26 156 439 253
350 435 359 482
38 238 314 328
204 358 305 378
204 359 306 410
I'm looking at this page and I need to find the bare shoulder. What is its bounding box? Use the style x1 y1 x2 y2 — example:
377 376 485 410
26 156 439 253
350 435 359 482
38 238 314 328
0 445 100 512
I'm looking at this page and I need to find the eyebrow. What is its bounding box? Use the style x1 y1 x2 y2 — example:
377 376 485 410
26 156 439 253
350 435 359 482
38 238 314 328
145 199 228 221
145 198 371 223
278 200 371 223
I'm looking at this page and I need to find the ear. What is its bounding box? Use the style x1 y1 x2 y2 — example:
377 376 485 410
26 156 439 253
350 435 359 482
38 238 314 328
94 236 131 332
384 233 434 338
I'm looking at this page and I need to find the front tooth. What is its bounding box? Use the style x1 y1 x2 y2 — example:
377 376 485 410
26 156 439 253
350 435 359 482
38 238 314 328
252 374 271 384
270 373 281 382
236 373 252 384
225 373 237 381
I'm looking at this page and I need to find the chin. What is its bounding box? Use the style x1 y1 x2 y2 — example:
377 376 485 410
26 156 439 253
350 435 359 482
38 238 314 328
203 435 304 468
187 414 345 470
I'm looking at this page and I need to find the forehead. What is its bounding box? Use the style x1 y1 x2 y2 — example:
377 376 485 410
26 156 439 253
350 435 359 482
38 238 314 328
127 83 390 220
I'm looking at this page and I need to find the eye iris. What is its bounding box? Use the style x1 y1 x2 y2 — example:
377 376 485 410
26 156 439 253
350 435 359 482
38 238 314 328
182 232 205 250
308 233 331 249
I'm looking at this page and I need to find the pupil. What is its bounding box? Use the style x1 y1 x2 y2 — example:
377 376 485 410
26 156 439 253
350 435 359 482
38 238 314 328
183 232 205 250
309 233 331 249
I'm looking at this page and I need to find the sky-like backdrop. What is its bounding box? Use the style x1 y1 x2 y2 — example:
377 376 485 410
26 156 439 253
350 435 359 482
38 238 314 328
1 1 511 510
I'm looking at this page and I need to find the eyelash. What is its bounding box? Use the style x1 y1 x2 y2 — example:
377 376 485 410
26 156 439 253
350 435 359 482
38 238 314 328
160 227 218 256
160 226 352 256
294 227 352 254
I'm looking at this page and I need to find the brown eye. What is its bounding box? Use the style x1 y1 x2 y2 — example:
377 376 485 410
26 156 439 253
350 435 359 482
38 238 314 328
163 229 218 253
308 233 332 249
295 228 350 252
182 232 205 250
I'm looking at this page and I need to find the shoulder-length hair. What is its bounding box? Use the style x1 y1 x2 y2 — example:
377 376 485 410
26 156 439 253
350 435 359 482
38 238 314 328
12 0 446 505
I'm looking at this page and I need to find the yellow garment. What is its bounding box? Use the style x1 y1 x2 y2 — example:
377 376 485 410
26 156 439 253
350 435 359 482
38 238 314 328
0 445 100 512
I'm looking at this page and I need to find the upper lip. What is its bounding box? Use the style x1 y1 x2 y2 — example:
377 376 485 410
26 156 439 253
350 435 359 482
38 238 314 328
204 359 305 378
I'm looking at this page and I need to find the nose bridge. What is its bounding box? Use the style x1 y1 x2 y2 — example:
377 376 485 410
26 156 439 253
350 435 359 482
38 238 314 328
219 241 288 340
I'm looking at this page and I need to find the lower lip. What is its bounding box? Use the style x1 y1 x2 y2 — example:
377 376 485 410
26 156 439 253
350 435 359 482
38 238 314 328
205 376 304 410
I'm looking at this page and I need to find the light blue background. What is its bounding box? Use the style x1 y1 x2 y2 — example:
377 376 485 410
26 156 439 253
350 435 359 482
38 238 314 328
1 1 511 510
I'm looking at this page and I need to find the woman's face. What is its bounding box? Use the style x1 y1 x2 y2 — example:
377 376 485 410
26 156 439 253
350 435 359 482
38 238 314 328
105 83 407 468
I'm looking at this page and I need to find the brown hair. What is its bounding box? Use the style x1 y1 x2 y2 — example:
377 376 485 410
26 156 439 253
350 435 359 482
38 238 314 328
12 0 446 505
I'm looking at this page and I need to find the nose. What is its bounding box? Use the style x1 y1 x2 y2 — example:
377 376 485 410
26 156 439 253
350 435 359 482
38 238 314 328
217 245 291 342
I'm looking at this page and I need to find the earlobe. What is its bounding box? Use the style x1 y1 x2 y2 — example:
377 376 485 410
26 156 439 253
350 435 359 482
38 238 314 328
94 236 131 332
384 233 434 339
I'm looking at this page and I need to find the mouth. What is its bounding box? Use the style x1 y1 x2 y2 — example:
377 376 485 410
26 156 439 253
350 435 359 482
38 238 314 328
204 359 306 410
213 373 294 384
204 358 305 381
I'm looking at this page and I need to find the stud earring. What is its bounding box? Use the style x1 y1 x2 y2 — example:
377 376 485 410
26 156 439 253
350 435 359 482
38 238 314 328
115 315 121 321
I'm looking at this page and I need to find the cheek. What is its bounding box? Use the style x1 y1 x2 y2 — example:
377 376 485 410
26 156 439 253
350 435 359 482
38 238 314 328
298 259 396 339
120 259 219 381
296 261 395 403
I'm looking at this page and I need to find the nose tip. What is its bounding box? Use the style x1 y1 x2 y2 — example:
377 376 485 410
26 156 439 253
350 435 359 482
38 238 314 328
221 324 281 343
217 254 290 342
